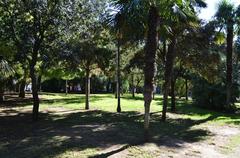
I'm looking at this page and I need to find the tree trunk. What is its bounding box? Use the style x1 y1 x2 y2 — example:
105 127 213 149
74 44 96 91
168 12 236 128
132 74 135 98
106 78 111 93
226 21 233 107
19 67 27 98
112 82 117 98
85 67 90 110
171 78 176 112
0 93 4 102
30 59 40 121
65 80 68 95
152 89 155 100
116 36 121 112
0 82 4 102
19 80 26 98
143 6 159 141
115 90 117 98
185 79 188 101
38 75 42 92
162 36 177 121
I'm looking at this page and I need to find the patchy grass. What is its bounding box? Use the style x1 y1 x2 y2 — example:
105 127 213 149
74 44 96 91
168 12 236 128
37 93 240 126
221 134 240 154
0 93 240 158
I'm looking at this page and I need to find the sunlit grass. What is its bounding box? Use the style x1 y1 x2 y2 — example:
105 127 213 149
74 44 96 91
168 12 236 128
39 93 162 113
37 93 240 126
1 93 240 158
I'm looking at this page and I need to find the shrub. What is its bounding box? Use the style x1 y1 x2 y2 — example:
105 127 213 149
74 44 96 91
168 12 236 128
192 77 239 112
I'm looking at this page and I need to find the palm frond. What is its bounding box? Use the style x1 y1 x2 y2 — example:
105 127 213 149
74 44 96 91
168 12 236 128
0 56 14 79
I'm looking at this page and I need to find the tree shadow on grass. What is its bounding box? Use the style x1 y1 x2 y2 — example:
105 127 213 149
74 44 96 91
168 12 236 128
0 96 34 108
40 95 107 105
171 100 240 125
0 94 110 109
0 109 217 158
122 94 164 101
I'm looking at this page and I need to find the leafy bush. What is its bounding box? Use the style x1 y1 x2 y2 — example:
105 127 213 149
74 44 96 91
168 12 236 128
42 78 65 92
192 77 239 112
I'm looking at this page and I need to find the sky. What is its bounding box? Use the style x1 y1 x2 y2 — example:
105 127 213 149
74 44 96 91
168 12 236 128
199 0 240 21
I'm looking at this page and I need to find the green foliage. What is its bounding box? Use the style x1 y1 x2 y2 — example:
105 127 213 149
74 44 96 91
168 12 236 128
41 78 65 93
110 0 206 43
215 0 235 24
0 56 14 79
192 77 239 111
175 78 188 97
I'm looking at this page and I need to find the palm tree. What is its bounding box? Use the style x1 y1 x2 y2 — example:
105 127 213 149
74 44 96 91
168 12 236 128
115 13 123 113
112 0 206 140
160 6 206 121
215 0 240 107
0 55 14 102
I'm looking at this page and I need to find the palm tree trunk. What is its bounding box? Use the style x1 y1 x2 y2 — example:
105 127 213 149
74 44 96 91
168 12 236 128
116 37 121 112
185 78 188 101
85 67 90 110
143 6 159 141
171 78 176 112
162 36 177 121
226 22 233 107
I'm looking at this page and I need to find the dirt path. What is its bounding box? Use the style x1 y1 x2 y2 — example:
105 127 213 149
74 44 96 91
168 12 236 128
97 125 240 158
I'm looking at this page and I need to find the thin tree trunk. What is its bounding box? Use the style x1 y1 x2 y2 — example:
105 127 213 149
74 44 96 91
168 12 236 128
19 80 26 98
171 78 176 112
112 82 117 98
106 78 111 93
152 89 155 100
153 84 156 100
185 79 188 101
132 74 135 98
65 80 68 95
116 36 121 112
0 93 3 102
143 6 159 141
115 89 117 98
0 82 4 102
30 59 40 121
162 36 177 121
38 75 42 92
85 67 90 110
226 21 233 107
19 67 27 98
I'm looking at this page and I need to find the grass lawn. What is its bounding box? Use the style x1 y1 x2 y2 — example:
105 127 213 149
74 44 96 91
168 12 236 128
0 93 240 158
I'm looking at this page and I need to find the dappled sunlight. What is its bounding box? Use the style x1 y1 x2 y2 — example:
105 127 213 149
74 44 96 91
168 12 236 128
1 93 240 157
0 109 212 158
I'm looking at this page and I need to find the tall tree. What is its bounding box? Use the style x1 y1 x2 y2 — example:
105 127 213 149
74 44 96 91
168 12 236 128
115 15 123 112
215 0 240 107
112 0 206 140
70 41 112 109
0 0 66 121
0 55 14 102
